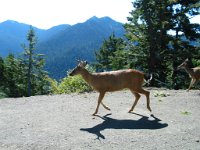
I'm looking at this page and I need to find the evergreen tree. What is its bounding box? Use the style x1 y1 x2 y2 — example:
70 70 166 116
0 28 50 98
32 54 49 95
124 0 200 88
0 56 6 97
166 0 200 89
125 0 172 86
22 26 49 96
0 56 7 98
95 34 126 71
3 54 26 97
0 57 5 87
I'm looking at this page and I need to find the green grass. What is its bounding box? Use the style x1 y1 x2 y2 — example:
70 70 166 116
181 111 192 115
153 90 170 97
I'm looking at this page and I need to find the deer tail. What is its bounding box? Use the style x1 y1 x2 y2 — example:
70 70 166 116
144 73 153 85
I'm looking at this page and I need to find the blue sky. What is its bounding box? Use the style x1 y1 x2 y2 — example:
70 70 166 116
0 0 133 29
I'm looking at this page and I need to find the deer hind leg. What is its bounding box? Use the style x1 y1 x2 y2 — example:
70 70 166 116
93 92 105 116
128 91 141 113
187 78 196 92
137 88 152 112
101 102 111 111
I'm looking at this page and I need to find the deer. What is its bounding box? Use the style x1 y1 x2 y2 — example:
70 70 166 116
177 58 200 91
69 60 152 116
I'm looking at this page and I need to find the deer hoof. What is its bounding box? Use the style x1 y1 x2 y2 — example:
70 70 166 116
105 107 111 111
92 112 97 116
128 110 133 113
147 107 152 112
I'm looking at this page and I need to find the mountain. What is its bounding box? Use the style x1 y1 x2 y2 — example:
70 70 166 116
38 24 71 42
0 20 33 56
37 16 125 79
0 20 70 57
0 16 125 79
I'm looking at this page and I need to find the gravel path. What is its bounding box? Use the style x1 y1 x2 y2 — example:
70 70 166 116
0 89 199 150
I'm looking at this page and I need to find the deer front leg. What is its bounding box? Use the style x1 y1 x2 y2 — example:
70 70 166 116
187 79 196 92
93 92 105 116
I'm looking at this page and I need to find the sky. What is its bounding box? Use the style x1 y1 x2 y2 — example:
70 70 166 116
0 0 133 29
0 0 199 30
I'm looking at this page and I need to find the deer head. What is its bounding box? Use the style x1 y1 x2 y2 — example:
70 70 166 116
69 60 87 76
177 58 189 70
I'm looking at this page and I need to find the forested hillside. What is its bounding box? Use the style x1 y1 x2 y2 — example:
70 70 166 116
0 20 34 56
37 16 125 79
0 17 125 79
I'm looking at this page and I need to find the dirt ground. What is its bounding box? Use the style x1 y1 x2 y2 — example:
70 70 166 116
0 89 199 150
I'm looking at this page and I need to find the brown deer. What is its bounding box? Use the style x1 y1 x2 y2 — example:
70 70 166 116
177 58 200 91
69 60 152 116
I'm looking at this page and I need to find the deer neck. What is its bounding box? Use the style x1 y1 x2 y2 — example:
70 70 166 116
80 69 92 84
184 66 195 77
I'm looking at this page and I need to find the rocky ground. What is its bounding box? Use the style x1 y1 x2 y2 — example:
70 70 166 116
0 89 199 150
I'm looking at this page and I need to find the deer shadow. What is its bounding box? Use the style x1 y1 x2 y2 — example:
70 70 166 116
80 113 168 140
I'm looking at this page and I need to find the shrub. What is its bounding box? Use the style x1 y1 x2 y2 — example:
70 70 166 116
57 75 92 94
0 89 8 99
50 65 94 94
46 77 59 94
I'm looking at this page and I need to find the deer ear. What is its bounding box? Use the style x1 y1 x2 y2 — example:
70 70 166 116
76 59 81 63
185 58 189 62
81 61 87 67
84 61 88 65
77 61 86 68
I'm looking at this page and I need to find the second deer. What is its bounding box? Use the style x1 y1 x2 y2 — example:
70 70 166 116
69 60 152 116
177 58 200 91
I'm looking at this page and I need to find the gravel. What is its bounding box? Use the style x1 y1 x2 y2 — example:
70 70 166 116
0 89 199 150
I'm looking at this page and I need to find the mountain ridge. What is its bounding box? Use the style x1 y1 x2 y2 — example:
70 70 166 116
0 16 125 79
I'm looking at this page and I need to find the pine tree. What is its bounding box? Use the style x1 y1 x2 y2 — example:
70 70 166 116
3 54 26 97
95 34 126 71
22 26 49 96
166 0 200 89
0 57 4 87
124 0 200 88
124 0 170 86
0 56 6 97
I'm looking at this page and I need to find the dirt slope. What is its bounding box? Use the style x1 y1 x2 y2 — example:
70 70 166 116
0 89 199 150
